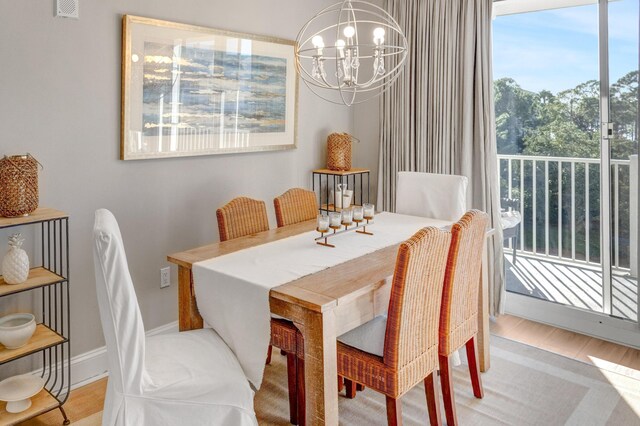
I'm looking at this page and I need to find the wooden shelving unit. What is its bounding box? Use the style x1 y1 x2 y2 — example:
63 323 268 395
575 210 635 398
0 208 67 228
0 389 59 426
0 267 64 297
0 324 66 364
312 168 371 214
0 208 71 425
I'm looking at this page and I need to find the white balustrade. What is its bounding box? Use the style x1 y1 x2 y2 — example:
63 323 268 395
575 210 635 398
498 154 634 275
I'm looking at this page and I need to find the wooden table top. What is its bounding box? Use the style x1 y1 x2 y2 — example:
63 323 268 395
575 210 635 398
168 216 454 314
167 219 317 269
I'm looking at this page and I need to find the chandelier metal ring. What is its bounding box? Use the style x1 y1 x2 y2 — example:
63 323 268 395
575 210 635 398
295 0 408 106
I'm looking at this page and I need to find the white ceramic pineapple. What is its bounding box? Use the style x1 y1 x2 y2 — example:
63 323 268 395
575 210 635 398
2 234 29 284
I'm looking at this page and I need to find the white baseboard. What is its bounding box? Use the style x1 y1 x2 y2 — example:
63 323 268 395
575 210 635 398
30 321 179 390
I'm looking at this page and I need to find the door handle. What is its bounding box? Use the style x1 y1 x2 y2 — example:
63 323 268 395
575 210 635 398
602 122 614 139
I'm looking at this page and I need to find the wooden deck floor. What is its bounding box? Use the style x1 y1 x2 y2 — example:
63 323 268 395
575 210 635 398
505 252 638 321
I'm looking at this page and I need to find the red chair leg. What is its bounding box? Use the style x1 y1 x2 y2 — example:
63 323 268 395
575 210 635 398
297 358 306 426
266 344 273 365
385 396 402 426
356 383 365 391
345 378 357 399
424 371 442 426
466 336 484 398
439 354 458 426
286 353 298 424
338 375 344 393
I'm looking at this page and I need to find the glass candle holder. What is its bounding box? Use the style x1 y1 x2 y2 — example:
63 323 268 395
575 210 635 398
363 203 375 219
317 214 329 232
353 205 364 221
341 208 353 225
329 211 342 229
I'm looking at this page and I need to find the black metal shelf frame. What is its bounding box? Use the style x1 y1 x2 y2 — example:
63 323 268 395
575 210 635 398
0 216 71 425
312 170 371 214
39 217 71 424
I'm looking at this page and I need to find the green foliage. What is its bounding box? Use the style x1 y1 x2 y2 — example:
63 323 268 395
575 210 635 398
495 72 638 268
494 71 638 159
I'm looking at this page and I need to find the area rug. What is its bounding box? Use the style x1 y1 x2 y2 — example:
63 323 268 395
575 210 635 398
71 336 640 425
257 335 640 425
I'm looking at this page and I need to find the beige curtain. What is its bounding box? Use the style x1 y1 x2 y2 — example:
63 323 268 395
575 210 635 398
378 0 505 315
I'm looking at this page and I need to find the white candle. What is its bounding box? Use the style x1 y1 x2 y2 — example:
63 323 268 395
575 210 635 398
363 203 375 219
353 206 364 221
317 214 329 232
342 208 353 225
329 212 342 228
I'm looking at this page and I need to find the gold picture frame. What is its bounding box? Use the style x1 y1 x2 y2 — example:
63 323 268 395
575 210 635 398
121 15 298 160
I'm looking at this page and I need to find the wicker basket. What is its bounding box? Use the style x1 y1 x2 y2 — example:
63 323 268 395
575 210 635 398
0 154 40 217
327 133 352 171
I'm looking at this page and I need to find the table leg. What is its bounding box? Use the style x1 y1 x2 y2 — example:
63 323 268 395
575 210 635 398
478 239 491 372
178 265 203 332
296 307 339 425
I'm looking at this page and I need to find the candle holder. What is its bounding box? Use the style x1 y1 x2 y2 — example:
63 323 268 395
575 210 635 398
315 214 374 248
316 214 334 247
316 228 337 248
356 217 374 235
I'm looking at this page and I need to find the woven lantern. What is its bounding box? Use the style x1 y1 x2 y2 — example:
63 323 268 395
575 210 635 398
0 154 40 217
326 132 352 171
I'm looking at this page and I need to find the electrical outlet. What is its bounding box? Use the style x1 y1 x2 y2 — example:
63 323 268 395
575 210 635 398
160 267 170 288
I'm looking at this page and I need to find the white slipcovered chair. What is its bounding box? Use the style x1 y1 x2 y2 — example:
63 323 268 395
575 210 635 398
396 171 468 367
93 209 257 426
396 171 469 221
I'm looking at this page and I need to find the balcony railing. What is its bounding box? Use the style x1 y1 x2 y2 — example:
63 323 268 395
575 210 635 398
498 154 638 276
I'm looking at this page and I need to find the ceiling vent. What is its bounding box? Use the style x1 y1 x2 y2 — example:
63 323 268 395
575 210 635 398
55 0 79 19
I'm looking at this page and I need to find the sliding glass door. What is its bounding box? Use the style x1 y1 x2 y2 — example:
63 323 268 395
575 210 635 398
606 0 639 323
493 0 639 346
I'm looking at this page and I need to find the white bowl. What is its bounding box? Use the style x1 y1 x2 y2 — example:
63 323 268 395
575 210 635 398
0 374 45 413
0 313 36 349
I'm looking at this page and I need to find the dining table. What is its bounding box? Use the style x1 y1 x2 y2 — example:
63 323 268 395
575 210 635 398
167 212 493 426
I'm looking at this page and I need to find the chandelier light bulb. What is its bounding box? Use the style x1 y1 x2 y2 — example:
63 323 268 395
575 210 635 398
312 35 325 49
343 25 356 38
335 39 346 59
373 27 386 39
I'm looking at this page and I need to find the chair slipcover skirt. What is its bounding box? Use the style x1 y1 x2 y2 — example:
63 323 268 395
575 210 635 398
103 329 257 426
93 209 257 426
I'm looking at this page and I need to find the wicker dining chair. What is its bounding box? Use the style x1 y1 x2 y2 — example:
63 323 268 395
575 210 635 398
438 210 489 426
292 227 452 425
272 187 320 424
216 196 270 242
270 318 301 424
274 188 319 228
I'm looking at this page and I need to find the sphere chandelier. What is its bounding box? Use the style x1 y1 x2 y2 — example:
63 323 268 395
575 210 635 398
295 0 408 106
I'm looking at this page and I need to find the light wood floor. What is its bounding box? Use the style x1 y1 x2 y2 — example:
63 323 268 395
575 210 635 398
21 314 640 425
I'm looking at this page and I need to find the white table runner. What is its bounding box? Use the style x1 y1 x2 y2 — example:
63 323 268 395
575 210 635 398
193 212 451 388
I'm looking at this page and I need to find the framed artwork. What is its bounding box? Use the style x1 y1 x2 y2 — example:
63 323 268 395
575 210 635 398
120 15 298 160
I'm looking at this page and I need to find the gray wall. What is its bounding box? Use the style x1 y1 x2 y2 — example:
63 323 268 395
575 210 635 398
0 0 352 357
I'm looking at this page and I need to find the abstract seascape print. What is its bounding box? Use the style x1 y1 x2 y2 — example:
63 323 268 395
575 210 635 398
142 41 287 139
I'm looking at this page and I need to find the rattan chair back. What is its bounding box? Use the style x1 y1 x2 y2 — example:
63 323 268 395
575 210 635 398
216 197 269 242
439 210 489 355
274 188 318 228
383 227 452 373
